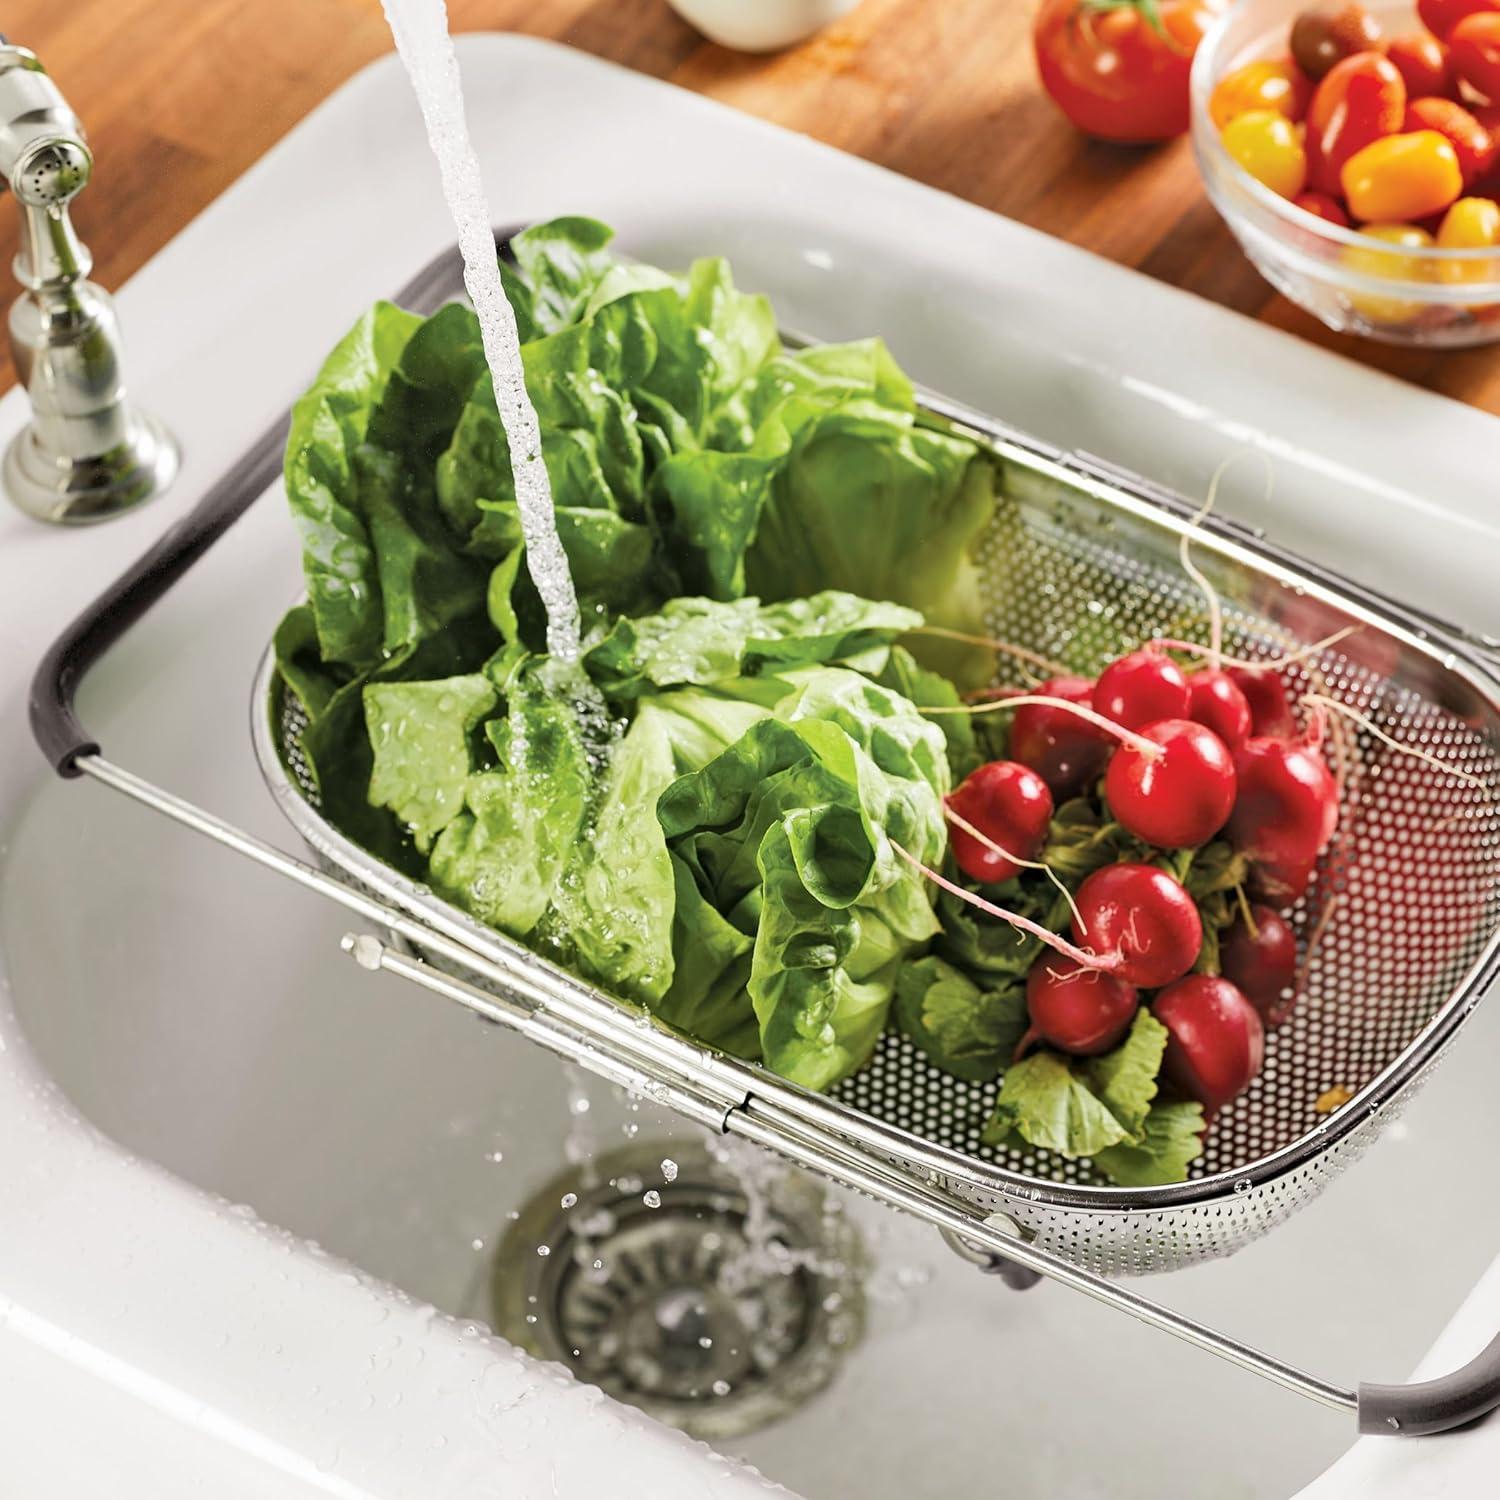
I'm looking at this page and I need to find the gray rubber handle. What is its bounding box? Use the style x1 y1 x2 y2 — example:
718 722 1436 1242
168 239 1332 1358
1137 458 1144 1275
1358 1331 1500 1435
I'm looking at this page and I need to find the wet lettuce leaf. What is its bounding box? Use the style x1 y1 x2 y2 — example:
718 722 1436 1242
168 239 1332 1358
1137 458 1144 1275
657 671 948 1090
584 591 920 700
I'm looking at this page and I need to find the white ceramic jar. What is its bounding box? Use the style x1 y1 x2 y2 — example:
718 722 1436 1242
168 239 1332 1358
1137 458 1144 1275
665 0 861 52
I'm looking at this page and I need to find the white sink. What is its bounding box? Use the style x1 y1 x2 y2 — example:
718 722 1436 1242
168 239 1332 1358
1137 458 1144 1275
1 32 1498 1499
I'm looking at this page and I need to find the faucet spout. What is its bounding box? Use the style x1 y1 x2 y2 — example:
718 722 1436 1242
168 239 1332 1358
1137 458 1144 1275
0 45 177 525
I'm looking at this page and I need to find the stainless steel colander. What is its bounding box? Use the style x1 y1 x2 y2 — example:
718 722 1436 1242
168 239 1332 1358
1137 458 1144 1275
31 233 1500 1436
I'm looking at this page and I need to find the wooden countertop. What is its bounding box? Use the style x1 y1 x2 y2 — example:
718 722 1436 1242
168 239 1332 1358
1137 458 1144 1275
9 0 1500 414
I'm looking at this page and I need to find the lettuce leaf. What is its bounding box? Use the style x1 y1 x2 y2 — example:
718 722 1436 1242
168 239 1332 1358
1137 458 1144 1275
657 671 948 1090
584 591 920 699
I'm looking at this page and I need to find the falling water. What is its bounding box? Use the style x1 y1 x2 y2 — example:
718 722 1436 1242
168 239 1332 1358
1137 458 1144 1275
379 0 581 660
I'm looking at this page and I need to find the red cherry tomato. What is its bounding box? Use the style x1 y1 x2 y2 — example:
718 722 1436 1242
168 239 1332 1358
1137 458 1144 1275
1404 95 1497 183
1307 52 1408 195
1385 30 1456 96
1451 12 1500 96
1417 0 1500 43
1294 188 1354 223
1033 0 1225 142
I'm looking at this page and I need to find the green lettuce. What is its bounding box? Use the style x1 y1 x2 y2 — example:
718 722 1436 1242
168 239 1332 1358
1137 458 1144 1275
657 670 948 1090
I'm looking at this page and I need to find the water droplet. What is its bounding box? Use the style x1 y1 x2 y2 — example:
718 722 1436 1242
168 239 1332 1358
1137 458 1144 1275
643 1190 661 1209
1234 1178 1252 1193
711 1379 732 1396
660 1158 679 1184
560 1192 578 1209
537 1244 551 1257
698 1336 713 1349
471 1237 486 1251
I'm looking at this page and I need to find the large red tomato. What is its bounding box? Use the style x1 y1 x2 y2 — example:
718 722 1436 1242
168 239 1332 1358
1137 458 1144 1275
1034 0 1226 143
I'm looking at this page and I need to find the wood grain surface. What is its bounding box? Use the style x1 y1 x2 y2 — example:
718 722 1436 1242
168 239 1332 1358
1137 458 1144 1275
7 0 1500 413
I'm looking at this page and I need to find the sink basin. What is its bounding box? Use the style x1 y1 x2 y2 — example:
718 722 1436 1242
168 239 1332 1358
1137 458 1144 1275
1 32 1498 1499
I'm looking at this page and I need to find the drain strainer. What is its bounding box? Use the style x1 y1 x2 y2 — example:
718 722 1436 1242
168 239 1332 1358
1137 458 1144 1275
490 1140 865 1439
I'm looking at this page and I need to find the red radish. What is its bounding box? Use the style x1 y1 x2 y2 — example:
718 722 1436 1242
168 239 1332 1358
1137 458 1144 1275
1093 649 1191 732
1229 735 1339 869
1187 669 1252 750
1071 863 1203 988
1226 665 1298 740
946 761 1054 884
1221 904 1299 1026
1017 953 1139 1059
1009 675 1114 799
1154 975 1265 1115
1250 853 1316 907
1105 718 1237 848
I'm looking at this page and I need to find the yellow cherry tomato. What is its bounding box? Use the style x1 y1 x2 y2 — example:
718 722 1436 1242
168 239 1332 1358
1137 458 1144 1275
1435 195 1500 285
1210 58 1311 131
1342 222 1435 323
1340 131 1464 223
1222 109 1309 198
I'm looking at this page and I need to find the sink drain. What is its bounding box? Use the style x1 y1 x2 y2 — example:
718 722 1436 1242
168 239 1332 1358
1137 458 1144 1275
490 1140 865 1439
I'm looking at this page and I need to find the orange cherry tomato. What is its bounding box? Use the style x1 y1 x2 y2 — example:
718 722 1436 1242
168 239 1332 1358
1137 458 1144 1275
1034 0 1225 143
1343 222 1435 322
1404 96 1497 183
1416 0 1500 43
1223 109 1310 196
1295 189 1354 223
1450 13 1500 95
1210 58 1313 129
1341 129 1464 218
1435 194 1500 280
1384 31 1456 96
1306 52 1407 194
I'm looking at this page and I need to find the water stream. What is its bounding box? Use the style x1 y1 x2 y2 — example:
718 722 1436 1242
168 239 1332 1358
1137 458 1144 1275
379 0 581 660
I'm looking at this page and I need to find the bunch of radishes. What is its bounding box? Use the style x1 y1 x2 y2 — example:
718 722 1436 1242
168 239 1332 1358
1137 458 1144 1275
943 645 1341 1119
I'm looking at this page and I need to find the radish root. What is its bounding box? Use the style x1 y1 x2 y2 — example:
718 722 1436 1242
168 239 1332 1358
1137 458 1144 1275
891 841 1121 972
1302 693 1490 793
1178 451 1277 672
1147 625 1363 675
943 802 1084 929
924 693 1164 759
912 625 1070 680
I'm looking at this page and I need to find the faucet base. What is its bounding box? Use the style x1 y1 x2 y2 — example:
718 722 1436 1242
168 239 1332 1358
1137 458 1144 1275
4 407 178 525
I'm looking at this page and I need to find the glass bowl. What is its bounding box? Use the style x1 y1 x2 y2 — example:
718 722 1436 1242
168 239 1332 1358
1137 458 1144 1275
1191 0 1500 346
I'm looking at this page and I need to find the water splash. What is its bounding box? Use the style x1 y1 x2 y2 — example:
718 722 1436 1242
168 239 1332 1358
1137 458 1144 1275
379 0 580 659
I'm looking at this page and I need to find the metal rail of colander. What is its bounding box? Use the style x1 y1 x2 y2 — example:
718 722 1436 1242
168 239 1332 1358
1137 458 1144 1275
27 232 1500 1438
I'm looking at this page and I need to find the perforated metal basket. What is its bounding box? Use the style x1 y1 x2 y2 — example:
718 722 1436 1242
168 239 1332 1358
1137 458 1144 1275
254 415 1500 1283
31 232 1500 1435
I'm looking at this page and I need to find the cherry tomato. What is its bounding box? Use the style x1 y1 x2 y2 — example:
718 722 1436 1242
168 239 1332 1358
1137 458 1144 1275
1210 57 1313 129
1451 13 1500 96
1291 2 1382 78
1342 129 1464 217
1306 52 1408 194
1295 188 1353 223
1223 109 1310 196
1342 221 1436 322
1434 193 1500 280
1404 95 1497 182
1385 31 1456 96
1417 0 1500 43
1034 0 1224 142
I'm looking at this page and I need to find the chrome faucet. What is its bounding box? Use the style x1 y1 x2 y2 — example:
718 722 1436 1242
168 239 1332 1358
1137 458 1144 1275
0 45 177 524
